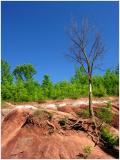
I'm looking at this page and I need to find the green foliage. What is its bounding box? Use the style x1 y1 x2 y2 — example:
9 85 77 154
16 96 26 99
1 59 13 84
24 80 44 101
104 69 119 96
33 109 53 120
93 85 106 97
12 81 28 102
101 127 117 147
1 60 119 102
71 66 87 84
77 108 90 118
92 75 106 97
97 102 113 123
115 65 119 75
1 60 13 100
42 74 53 98
83 145 92 158
13 64 36 81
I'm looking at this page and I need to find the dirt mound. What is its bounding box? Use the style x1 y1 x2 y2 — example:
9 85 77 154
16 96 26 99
1 108 115 159
57 100 119 129
57 105 74 113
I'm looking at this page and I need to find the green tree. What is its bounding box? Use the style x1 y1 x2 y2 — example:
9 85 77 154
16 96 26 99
115 65 119 75
41 74 53 98
24 80 44 101
1 59 13 84
13 80 28 102
13 64 37 81
71 66 88 85
71 66 88 98
1 82 14 100
104 69 118 95
92 75 106 97
58 81 70 99
1 60 13 100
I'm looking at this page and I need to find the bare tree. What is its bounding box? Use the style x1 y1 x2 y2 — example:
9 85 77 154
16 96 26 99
67 18 105 124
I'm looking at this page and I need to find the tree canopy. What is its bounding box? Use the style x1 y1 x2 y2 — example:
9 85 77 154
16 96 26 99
1 59 119 102
13 64 37 81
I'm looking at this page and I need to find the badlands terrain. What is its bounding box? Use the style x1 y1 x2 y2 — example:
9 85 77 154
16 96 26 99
1 97 119 159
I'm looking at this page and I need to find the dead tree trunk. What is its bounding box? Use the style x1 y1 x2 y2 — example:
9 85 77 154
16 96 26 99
88 78 94 117
66 18 105 129
88 74 97 128
88 76 97 129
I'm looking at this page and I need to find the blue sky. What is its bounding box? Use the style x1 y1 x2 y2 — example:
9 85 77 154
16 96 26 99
1 1 119 83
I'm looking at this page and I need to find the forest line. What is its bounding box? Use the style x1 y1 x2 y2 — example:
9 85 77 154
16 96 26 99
1 59 119 102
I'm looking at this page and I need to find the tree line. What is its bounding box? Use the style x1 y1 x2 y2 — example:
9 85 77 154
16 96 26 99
1 59 118 102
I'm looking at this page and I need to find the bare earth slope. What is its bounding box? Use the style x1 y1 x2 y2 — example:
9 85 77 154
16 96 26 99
1 105 116 159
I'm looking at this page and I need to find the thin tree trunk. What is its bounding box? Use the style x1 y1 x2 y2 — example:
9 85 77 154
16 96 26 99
88 78 97 128
88 79 94 117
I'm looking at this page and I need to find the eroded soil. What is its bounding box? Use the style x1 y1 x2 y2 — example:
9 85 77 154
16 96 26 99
1 97 119 159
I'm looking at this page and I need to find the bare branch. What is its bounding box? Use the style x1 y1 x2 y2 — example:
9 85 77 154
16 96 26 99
66 17 106 122
68 28 90 68
90 33 105 73
66 48 87 73
66 17 105 77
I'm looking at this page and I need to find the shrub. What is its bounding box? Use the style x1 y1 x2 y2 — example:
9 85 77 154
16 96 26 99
33 109 53 121
97 102 113 123
70 94 79 99
77 108 90 119
93 86 106 97
33 109 44 118
83 145 92 158
101 127 117 148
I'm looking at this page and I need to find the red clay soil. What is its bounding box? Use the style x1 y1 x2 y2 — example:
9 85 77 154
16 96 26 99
57 105 74 113
1 108 115 159
111 113 119 129
57 99 119 129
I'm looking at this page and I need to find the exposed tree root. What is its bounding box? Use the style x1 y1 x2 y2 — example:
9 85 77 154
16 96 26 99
9 151 24 158
22 112 103 146
67 118 103 146
87 132 99 146
46 120 56 131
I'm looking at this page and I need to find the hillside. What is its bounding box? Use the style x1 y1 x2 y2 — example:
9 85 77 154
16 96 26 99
1 97 119 159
